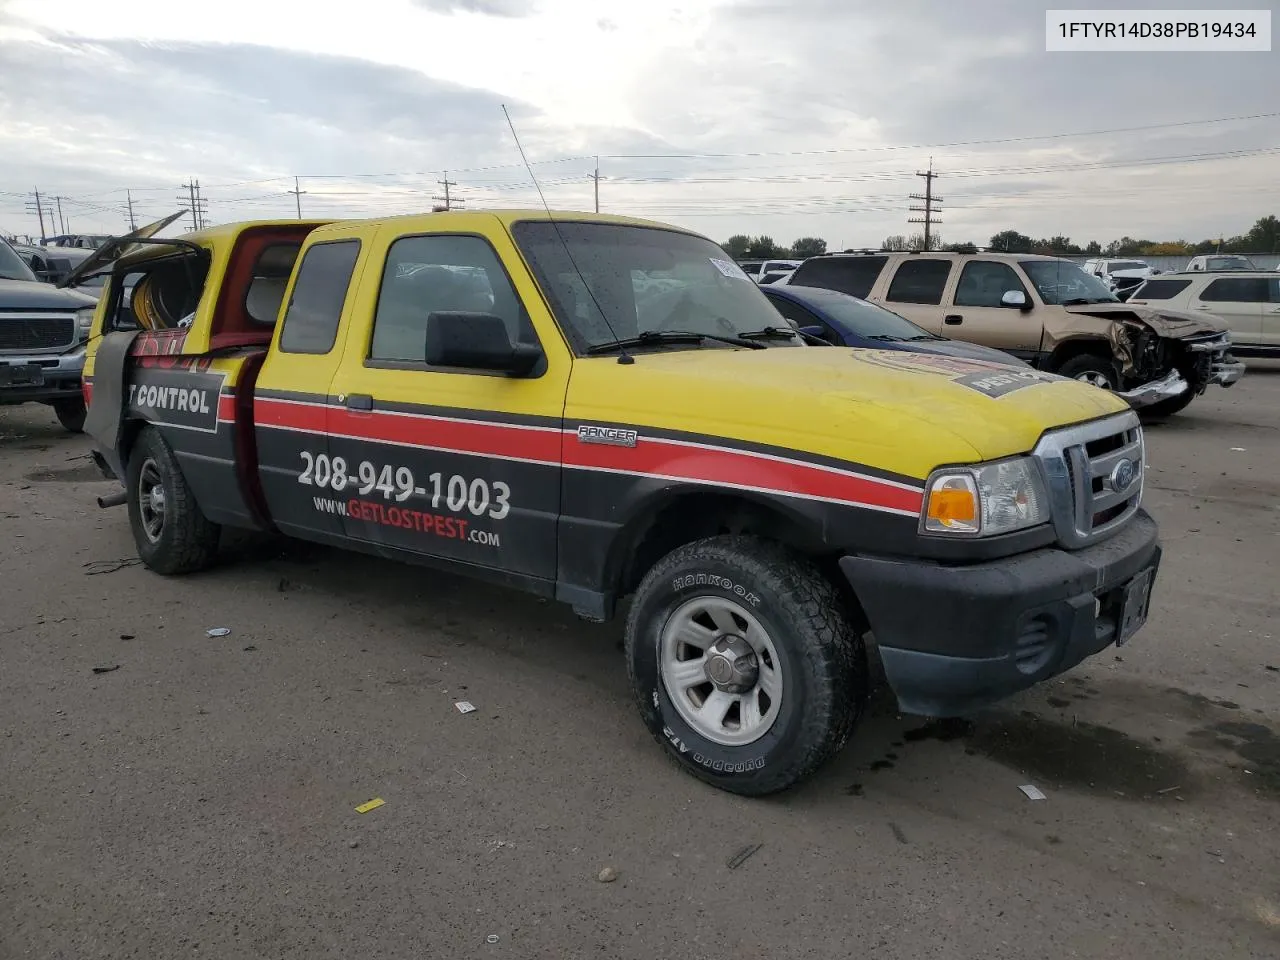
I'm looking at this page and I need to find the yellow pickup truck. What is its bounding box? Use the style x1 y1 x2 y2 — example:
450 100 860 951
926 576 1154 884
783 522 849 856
72 210 1162 795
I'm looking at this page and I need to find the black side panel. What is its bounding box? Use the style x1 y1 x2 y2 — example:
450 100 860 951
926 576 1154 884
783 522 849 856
83 330 141 480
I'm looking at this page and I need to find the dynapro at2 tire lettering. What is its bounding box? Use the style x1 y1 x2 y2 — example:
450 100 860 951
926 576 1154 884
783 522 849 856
624 535 867 796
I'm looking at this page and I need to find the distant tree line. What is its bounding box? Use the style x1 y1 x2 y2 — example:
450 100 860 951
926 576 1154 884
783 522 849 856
721 235 828 259
724 216 1280 260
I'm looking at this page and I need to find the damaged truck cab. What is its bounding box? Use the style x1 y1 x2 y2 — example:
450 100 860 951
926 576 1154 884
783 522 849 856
80 211 1164 796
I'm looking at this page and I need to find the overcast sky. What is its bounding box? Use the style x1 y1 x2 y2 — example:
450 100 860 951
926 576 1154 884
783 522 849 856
1 0 1276 248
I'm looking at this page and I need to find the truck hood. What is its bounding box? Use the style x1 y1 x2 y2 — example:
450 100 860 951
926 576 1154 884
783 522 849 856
0 277 97 310
1063 300 1228 337
566 347 1128 481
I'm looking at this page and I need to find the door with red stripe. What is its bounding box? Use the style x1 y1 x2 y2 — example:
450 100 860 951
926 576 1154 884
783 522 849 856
324 229 572 581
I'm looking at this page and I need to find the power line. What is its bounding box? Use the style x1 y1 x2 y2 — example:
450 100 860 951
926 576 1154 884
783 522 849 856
599 110 1280 161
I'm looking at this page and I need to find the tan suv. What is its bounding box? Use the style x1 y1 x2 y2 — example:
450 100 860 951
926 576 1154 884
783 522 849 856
782 251 1244 417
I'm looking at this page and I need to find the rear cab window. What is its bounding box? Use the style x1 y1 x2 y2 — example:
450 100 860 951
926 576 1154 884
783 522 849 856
788 256 888 298
278 240 362 355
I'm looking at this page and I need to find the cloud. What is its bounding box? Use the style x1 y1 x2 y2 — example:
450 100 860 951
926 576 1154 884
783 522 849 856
0 0 1277 249
408 0 535 15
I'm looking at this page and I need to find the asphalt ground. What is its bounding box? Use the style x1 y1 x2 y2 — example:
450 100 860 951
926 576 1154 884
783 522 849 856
2 362 1278 959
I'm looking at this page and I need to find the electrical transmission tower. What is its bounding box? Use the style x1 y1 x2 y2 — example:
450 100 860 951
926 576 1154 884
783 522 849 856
433 172 463 212
908 160 943 251
177 179 208 231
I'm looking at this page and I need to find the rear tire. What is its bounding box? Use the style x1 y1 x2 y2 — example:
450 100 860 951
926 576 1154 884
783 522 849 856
624 535 866 796
126 426 221 574
1057 354 1119 390
53 397 86 433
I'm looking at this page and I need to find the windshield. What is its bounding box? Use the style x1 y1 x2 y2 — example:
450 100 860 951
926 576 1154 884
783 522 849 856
1019 259 1117 304
1208 256 1256 270
512 221 797 351
789 290 935 339
0 241 38 282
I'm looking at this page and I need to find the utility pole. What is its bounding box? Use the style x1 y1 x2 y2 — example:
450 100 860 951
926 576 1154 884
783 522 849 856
53 195 66 235
287 176 307 219
126 190 137 231
177 179 208 231
25 189 47 242
593 156 600 213
908 159 943 251
433 172 462 211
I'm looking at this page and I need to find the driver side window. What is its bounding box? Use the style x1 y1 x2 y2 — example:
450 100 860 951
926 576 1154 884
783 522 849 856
954 261 1029 308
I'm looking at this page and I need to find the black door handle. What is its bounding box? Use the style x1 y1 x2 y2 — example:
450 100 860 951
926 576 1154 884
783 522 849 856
344 393 373 411
943 315 963 325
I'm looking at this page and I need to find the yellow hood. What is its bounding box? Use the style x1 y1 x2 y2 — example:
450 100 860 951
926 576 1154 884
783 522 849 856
565 347 1130 481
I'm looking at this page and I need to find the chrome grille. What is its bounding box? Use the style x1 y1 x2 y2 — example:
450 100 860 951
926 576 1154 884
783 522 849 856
0 312 77 352
1033 412 1144 548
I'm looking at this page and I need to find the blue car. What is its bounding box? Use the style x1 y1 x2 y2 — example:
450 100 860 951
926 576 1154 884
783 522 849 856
761 283 1028 366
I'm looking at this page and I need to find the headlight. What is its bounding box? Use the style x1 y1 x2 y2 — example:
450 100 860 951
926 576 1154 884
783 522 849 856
76 306 96 336
922 456 1050 537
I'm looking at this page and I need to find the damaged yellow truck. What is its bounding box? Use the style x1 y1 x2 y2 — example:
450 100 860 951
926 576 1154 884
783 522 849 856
71 210 1162 795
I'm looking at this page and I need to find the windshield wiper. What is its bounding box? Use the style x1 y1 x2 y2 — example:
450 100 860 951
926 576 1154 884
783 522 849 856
586 329 765 355
904 333 944 341
740 326 799 341
866 334 908 342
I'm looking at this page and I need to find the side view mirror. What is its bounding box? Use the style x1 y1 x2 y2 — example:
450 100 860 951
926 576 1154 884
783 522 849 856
796 324 834 345
425 311 541 376
1001 290 1031 310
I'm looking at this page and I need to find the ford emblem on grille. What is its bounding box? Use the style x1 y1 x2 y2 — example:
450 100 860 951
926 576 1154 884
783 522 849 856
1107 458 1138 492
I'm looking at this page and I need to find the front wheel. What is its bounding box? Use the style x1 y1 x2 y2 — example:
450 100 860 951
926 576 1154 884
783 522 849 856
624 535 866 796
126 426 221 574
1056 354 1119 390
52 397 86 433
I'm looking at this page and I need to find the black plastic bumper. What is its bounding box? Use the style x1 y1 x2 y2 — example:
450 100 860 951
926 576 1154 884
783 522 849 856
839 510 1161 717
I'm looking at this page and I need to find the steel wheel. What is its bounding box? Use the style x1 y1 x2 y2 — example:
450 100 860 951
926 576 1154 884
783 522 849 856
659 595 783 747
1074 371 1113 389
136 457 166 544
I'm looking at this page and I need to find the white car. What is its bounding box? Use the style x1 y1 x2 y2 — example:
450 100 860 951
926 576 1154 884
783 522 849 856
1128 270 1278 357
738 259 801 283
1081 258 1154 300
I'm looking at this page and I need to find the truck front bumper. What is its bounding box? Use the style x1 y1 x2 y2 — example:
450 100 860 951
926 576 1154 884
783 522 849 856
839 510 1161 717
0 346 86 404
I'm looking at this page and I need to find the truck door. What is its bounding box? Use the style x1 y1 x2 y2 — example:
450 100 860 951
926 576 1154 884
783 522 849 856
253 236 368 542
326 221 567 582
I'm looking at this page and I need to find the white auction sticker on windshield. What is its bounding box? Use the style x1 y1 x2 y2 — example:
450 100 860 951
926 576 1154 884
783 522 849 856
710 258 751 281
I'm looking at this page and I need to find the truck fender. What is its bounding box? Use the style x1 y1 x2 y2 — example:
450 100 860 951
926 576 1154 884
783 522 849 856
83 330 142 482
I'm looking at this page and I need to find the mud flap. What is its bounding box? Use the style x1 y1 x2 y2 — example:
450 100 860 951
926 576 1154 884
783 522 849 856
83 330 141 481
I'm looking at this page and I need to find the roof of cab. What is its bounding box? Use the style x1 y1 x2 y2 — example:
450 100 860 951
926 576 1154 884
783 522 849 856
305 208 703 241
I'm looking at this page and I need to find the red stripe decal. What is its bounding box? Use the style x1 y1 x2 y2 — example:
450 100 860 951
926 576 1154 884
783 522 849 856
253 397 922 514
564 438 922 513
254 398 562 463
218 395 237 422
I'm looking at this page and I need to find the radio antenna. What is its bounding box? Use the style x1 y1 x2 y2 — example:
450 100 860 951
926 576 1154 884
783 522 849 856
501 104 634 365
